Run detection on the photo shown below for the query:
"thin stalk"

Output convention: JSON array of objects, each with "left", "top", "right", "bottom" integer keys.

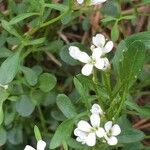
[{"left": 37, "top": 106, "right": 48, "bottom": 133}]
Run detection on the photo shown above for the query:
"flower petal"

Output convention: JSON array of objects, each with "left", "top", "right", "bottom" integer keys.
[
  {"left": 24, "top": 145, "right": 35, "bottom": 150},
  {"left": 92, "top": 48, "right": 103, "bottom": 60},
  {"left": 81, "top": 64, "right": 93, "bottom": 76},
  {"left": 96, "top": 127, "right": 105, "bottom": 138},
  {"left": 37, "top": 140, "right": 46, "bottom": 150},
  {"left": 107, "top": 136, "right": 118, "bottom": 146},
  {"left": 101, "top": 58, "right": 110, "bottom": 71},
  {"left": 104, "top": 121, "right": 112, "bottom": 133},
  {"left": 69, "top": 46, "right": 81, "bottom": 60},
  {"left": 85, "top": 133, "right": 96, "bottom": 147},
  {"left": 94, "top": 58, "right": 105, "bottom": 70},
  {"left": 77, "top": 0, "right": 84, "bottom": 4},
  {"left": 74, "top": 128, "right": 87, "bottom": 138},
  {"left": 104, "top": 41, "right": 113, "bottom": 54},
  {"left": 77, "top": 120, "right": 92, "bottom": 132},
  {"left": 78, "top": 52, "right": 90, "bottom": 63},
  {"left": 90, "top": 114, "right": 100, "bottom": 127},
  {"left": 111, "top": 124, "right": 121, "bottom": 136},
  {"left": 90, "top": 103, "right": 103, "bottom": 115},
  {"left": 76, "top": 137, "right": 86, "bottom": 144},
  {"left": 91, "top": 0, "right": 107, "bottom": 5},
  {"left": 90, "top": 45, "right": 95, "bottom": 51},
  {"left": 92, "top": 34, "right": 105, "bottom": 47}
]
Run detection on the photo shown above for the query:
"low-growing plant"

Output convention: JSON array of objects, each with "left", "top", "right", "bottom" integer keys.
[{"left": 0, "top": 0, "right": 150, "bottom": 150}]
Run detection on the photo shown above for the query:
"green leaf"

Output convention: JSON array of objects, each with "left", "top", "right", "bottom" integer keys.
[
  {"left": 16, "top": 95, "right": 35, "bottom": 117},
  {"left": 113, "top": 31, "right": 150, "bottom": 75},
  {"left": 44, "top": 3, "right": 68, "bottom": 12},
  {"left": 50, "top": 119, "right": 74, "bottom": 149},
  {"left": 119, "top": 41, "right": 146, "bottom": 86},
  {"left": 73, "top": 77, "right": 88, "bottom": 103},
  {"left": 7, "top": 125, "right": 23, "bottom": 145},
  {"left": 24, "top": 37, "right": 46, "bottom": 46},
  {"left": 1, "top": 20, "right": 22, "bottom": 39},
  {"left": 39, "top": 73, "right": 57, "bottom": 92},
  {"left": 111, "top": 23, "right": 119, "bottom": 42},
  {"left": 9, "top": 13, "right": 39, "bottom": 25},
  {"left": 56, "top": 94, "right": 77, "bottom": 119},
  {"left": 21, "top": 66, "right": 38, "bottom": 86},
  {"left": 0, "top": 88, "right": 10, "bottom": 125},
  {"left": 101, "top": 16, "right": 117, "bottom": 23},
  {"left": 0, "top": 51, "right": 20, "bottom": 85},
  {"left": 118, "top": 128, "right": 145, "bottom": 143},
  {"left": 0, "top": 47, "right": 13, "bottom": 58},
  {"left": 34, "top": 125, "right": 42, "bottom": 141},
  {"left": 0, "top": 127, "right": 7, "bottom": 146}
]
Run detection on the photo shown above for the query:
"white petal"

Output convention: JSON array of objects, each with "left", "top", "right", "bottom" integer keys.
[
  {"left": 76, "top": 137, "right": 86, "bottom": 144},
  {"left": 74, "top": 128, "right": 87, "bottom": 138},
  {"left": 37, "top": 140, "right": 46, "bottom": 150},
  {"left": 77, "top": 0, "right": 84, "bottom": 4},
  {"left": 92, "top": 34, "right": 105, "bottom": 47},
  {"left": 69, "top": 46, "right": 81, "bottom": 60},
  {"left": 104, "top": 121, "right": 112, "bottom": 133},
  {"left": 107, "top": 136, "right": 118, "bottom": 146},
  {"left": 94, "top": 58, "right": 105, "bottom": 70},
  {"left": 78, "top": 52, "right": 90, "bottom": 63},
  {"left": 77, "top": 120, "right": 92, "bottom": 132},
  {"left": 111, "top": 124, "right": 121, "bottom": 136},
  {"left": 92, "top": 48, "right": 103, "bottom": 60},
  {"left": 90, "top": 103, "right": 103, "bottom": 115},
  {"left": 90, "top": 114, "right": 100, "bottom": 127},
  {"left": 96, "top": 127, "right": 105, "bottom": 138},
  {"left": 101, "top": 58, "right": 110, "bottom": 71},
  {"left": 90, "top": 45, "right": 95, "bottom": 51},
  {"left": 81, "top": 64, "right": 93, "bottom": 76},
  {"left": 85, "top": 133, "right": 96, "bottom": 147},
  {"left": 104, "top": 41, "right": 113, "bottom": 54},
  {"left": 24, "top": 145, "right": 35, "bottom": 150},
  {"left": 91, "top": 0, "right": 107, "bottom": 5}
]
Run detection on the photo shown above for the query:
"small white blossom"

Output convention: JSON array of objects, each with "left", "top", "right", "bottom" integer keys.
[
  {"left": 103, "top": 121, "right": 121, "bottom": 145},
  {"left": 90, "top": 103, "right": 103, "bottom": 115},
  {"left": 69, "top": 46, "right": 109, "bottom": 76},
  {"left": 76, "top": 0, "right": 107, "bottom": 5},
  {"left": 24, "top": 140, "right": 46, "bottom": 150},
  {"left": 77, "top": 0, "right": 84, "bottom": 4},
  {"left": 74, "top": 114, "right": 105, "bottom": 146},
  {"left": 91, "top": 34, "right": 113, "bottom": 56},
  {"left": 91, "top": 0, "right": 107, "bottom": 5}
]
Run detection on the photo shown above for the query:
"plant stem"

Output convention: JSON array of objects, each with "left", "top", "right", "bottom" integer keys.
[
  {"left": 114, "top": 88, "right": 128, "bottom": 119},
  {"left": 37, "top": 106, "right": 48, "bottom": 133}
]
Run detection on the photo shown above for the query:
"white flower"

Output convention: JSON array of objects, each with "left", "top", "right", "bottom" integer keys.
[
  {"left": 76, "top": 0, "right": 107, "bottom": 5},
  {"left": 77, "top": 0, "right": 84, "bottom": 4},
  {"left": 69, "top": 46, "right": 109, "bottom": 76},
  {"left": 91, "top": 0, "right": 107, "bottom": 5},
  {"left": 74, "top": 114, "right": 105, "bottom": 146},
  {"left": 90, "top": 103, "right": 103, "bottom": 115},
  {"left": 24, "top": 140, "right": 46, "bottom": 150},
  {"left": 91, "top": 34, "right": 113, "bottom": 56},
  {"left": 103, "top": 121, "right": 121, "bottom": 146}
]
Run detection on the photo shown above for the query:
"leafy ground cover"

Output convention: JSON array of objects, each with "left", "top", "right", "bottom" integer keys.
[{"left": 0, "top": 0, "right": 150, "bottom": 150}]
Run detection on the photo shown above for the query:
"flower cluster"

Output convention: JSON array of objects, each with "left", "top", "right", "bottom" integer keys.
[
  {"left": 24, "top": 140, "right": 46, "bottom": 150},
  {"left": 74, "top": 104, "right": 121, "bottom": 146},
  {"left": 77, "top": 0, "right": 107, "bottom": 5},
  {"left": 69, "top": 34, "right": 113, "bottom": 76}
]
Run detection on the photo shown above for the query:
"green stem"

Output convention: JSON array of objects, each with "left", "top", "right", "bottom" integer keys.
[
  {"left": 92, "top": 69, "right": 104, "bottom": 109},
  {"left": 114, "top": 88, "right": 128, "bottom": 119},
  {"left": 37, "top": 106, "right": 48, "bottom": 133}
]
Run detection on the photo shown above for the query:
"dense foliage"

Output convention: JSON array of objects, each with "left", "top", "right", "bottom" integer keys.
[{"left": 0, "top": 0, "right": 150, "bottom": 150}]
